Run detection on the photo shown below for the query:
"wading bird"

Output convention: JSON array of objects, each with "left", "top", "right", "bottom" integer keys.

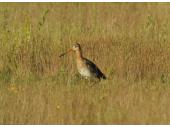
[{"left": 59, "top": 43, "right": 106, "bottom": 80}]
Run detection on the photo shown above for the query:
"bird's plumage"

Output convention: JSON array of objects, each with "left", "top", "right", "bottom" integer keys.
[
  {"left": 59, "top": 43, "right": 106, "bottom": 80},
  {"left": 84, "top": 58, "right": 106, "bottom": 79}
]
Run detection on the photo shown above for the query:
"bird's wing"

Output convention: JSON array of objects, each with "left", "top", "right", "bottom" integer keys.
[{"left": 84, "top": 58, "right": 106, "bottom": 79}]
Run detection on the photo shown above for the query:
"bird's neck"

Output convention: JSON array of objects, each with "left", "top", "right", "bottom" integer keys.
[{"left": 75, "top": 50, "right": 83, "bottom": 61}]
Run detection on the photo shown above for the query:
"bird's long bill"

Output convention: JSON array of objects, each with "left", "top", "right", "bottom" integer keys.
[{"left": 59, "top": 49, "right": 73, "bottom": 58}]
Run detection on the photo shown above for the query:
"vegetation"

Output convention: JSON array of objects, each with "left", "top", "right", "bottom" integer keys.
[{"left": 0, "top": 3, "right": 170, "bottom": 124}]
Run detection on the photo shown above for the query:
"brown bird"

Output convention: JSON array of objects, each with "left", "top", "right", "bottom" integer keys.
[{"left": 59, "top": 43, "right": 106, "bottom": 80}]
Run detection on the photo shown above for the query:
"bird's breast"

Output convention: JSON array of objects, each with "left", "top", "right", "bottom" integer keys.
[
  {"left": 76, "top": 60, "right": 90, "bottom": 77},
  {"left": 78, "top": 67, "right": 91, "bottom": 77}
]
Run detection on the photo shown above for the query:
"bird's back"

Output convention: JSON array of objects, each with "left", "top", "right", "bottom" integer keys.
[{"left": 84, "top": 58, "right": 106, "bottom": 80}]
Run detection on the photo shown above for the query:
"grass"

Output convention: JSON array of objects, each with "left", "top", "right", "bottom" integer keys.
[{"left": 0, "top": 2, "right": 170, "bottom": 124}]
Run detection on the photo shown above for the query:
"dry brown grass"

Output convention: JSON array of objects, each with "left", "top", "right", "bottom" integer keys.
[{"left": 0, "top": 3, "right": 170, "bottom": 124}]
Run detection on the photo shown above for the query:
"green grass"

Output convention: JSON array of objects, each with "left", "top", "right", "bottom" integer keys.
[{"left": 0, "top": 3, "right": 170, "bottom": 124}]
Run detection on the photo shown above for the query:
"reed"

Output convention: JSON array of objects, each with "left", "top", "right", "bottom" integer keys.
[{"left": 0, "top": 3, "right": 170, "bottom": 124}]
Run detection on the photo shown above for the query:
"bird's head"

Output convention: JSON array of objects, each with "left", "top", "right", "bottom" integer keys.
[
  {"left": 59, "top": 42, "right": 81, "bottom": 58},
  {"left": 72, "top": 43, "right": 81, "bottom": 51}
]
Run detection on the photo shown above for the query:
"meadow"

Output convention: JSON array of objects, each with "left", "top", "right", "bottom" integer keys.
[{"left": 0, "top": 3, "right": 170, "bottom": 124}]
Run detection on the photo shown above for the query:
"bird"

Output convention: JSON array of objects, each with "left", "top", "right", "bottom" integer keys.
[{"left": 59, "top": 43, "right": 106, "bottom": 80}]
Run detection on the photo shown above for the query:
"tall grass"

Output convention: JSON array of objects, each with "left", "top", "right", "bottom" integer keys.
[{"left": 0, "top": 3, "right": 170, "bottom": 124}]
